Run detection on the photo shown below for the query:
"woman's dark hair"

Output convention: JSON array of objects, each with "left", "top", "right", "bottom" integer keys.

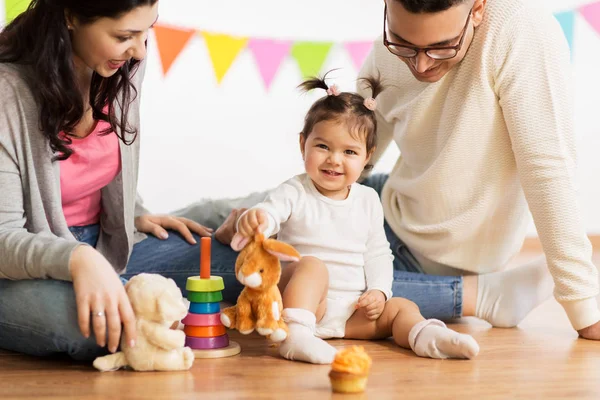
[
  {"left": 297, "top": 70, "right": 385, "bottom": 169},
  {"left": 0, "top": 0, "right": 157, "bottom": 160}
]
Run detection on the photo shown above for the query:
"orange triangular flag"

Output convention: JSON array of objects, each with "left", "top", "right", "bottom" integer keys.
[
  {"left": 201, "top": 32, "right": 248, "bottom": 84},
  {"left": 153, "top": 24, "right": 196, "bottom": 76}
]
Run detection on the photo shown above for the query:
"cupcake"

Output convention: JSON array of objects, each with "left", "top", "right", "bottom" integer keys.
[{"left": 328, "top": 346, "right": 372, "bottom": 393}]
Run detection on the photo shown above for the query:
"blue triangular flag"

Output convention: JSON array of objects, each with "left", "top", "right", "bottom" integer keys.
[{"left": 554, "top": 10, "right": 575, "bottom": 57}]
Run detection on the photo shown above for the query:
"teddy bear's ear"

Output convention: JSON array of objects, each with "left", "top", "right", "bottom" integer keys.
[{"left": 263, "top": 239, "right": 300, "bottom": 262}]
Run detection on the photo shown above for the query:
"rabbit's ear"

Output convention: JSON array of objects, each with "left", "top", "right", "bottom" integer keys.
[
  {"left": 231, "top": 233, "right": 249, "bottom": 251},
  {"left": 263, "top": 239, "right": 301, "bottom": 262}
]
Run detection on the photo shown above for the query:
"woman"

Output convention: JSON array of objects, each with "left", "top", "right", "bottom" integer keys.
[{"left": 0, "top": 0, "right": 240, "bottom": 360}]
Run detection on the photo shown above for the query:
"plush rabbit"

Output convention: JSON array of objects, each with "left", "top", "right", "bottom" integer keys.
[
  {"left": 93, "top": 273, "right": 194, "bottom": 372},
  {"left": 220, "top": 232, "right": 300, "bottom": 342}
]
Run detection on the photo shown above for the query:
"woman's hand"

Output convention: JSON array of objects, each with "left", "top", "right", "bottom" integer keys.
[
  {"left": 135, "top": 214, "right": 213, "bottom": 244},
  {"left": 69, "top": 245, "right": 137, "bottom": 353}
]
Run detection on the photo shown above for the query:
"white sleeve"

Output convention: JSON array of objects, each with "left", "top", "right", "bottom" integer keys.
[
  {"left": 495, "top": 9, "right": 599, "bottom": 330},
  {"left": 237, "top": 179, "right": 302, "bottom": 238},
  {"left": 363, "top": 190, "right": 394, "bottom": 300}
]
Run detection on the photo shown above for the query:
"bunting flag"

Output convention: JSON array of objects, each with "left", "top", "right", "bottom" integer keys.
[
  {"left": 146, "top": 1, "right": 600, "bottom": 88},
  {"left": 153, "top": 25, "right": 196, "bottom": 75},
  {"left": 4, "top": 0, "right": 29, "bottom": 23},
  {"left": 201, "top": 32, "right": 248, "bottom": 84},
  {"left": 555, "top": 10, "right": 576, "bottom": 53},
  {"left": 290, "top": 42, "right": 334, "bottom": 79},
  {"left": 6, "top": 0, "right": 598, "bottom": 90},
  {"left": 580, "top": 1, "right": 600, "bottom": 35},
  {"left": 248, "top": 39, "right": 292, "bottom": 89},
  {"left": 344, "top": 42, "right": 374, "bottom": 71}
]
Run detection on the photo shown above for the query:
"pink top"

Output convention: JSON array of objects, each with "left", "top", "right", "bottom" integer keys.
[{"left": 60, "top": 120, "right": 121, "bottom": 227}]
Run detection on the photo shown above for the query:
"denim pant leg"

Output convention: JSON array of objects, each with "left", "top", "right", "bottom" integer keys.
[
  {"left": 0, "top": 224, "right": 110, "bottom": 360},
  {"left": 0, "top": 279, "right": 107, "bottom": 360},
  {"left": 361, "top": 173, "right": 463, "bottom": 320},
  {"left": 123, "top": 232, "right": 242, "bottom": 303}
]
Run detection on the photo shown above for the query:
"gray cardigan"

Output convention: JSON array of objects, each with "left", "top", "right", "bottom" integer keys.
[{"left": 0, "top": 62, "right": 149, "bottom": 281}]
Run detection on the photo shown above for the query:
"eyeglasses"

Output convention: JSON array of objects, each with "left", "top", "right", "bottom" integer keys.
[{"left": 383, "top": 4, "right": 473, "bottom": 61}]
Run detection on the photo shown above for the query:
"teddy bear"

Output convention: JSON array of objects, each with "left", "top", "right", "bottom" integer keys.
[
  {"left": 93, "top": 273, "right": 194, "bottom": 372},
  {"left": 220, "top": 231, "right": 301, "bottom": 342}
]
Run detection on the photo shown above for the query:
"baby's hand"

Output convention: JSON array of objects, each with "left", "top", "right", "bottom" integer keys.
[
  {"left": 356, "top": 290, "right": 386, "bottom": 320},
  {"left": 237, "top": 209, "right": 268, "bottom": 238}
]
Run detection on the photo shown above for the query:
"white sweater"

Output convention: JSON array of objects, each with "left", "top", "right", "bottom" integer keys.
[
  {"left": 251, "top": 174, "right": 394, "bottom": 300},
  {"left": 358, "top": 0, "right": 599, "bottom": 330}
]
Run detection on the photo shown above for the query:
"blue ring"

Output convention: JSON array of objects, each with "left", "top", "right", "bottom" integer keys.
[{"left": 189, "top": 302, "right": 220, "bottom": 314}]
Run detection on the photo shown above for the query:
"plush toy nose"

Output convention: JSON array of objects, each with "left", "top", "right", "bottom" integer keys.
[{"left": 238, "top": 271, "right": 262, "bottom": 288}]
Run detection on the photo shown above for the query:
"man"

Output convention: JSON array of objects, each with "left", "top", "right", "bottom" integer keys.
[{"left": 357, "top": 0, "right": 600, "bottom": 339}]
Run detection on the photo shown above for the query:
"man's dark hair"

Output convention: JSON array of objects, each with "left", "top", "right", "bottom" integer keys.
[{"left": 395, "top": 0, "right": 468, "bottom": 13}]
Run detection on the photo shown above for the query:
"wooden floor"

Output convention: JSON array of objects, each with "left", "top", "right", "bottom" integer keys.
[{"left": 1, "top": 251, "right": 600, "bottom": 400}]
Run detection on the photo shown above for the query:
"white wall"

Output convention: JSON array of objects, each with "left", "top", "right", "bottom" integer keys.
[
  {"left": 139, "top": 0, "right": 393, "bottom": 215},
  {"left": 2, "top": 0, "right": 600, "bottom": 234}
]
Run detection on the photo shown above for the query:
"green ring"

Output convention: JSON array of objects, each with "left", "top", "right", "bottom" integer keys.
[{"left": 187, "top": 290, "right": 223, "bottom": 303}]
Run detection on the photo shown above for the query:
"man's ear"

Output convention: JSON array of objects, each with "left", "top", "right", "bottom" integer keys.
[{"left": 472, "top": 0, "right": 487, "bottom": 28}]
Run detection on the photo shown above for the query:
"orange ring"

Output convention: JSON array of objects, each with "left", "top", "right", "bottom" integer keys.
[{"left": 184, "top": 325, "right": 227, "bottom": 338}]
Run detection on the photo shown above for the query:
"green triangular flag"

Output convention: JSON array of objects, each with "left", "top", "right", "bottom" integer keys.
[
  {"left": 5, "top": 0, "right": 31, "bottom": 23},
  {"left": 291, "top": 41, "right": 334, "bottom": 78}
]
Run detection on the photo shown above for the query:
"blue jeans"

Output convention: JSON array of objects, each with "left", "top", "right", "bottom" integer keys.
[
  {"left": 361, "top": 174, "right": 463, "bottom": 321},
  {"left": 174, "top": 174, "right": 463, "bottom": 319},
  {"left": 0, "top": 174, "right": 462, "bottom": 360},
  {"left": 0, "top": 225, "right": 240, "bottom": 360}
]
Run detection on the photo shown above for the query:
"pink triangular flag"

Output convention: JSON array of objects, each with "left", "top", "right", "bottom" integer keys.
[
  {"left": 580, "top": 1, "right": 600, "bottom": 35},
  {"left": 344, "top": 41, "right": 374, "bottom": 71},
  {"left": 248, "top": 39, "right": 293, "bottom": 90}
]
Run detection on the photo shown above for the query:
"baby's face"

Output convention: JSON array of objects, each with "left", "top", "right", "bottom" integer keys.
[{"left": 300, "top": 120, "right": 371, "bottom": 200}]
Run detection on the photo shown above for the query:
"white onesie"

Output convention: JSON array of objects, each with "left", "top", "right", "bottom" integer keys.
[{"left": 246, "top": 174, "right": 394, "bottom": 338}]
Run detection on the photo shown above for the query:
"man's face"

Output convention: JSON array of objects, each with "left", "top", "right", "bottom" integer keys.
[{"left": 384, "top": 0, "right": 486, "bottom": 83}]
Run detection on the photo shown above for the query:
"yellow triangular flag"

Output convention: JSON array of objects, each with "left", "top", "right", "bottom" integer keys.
[{"left": 201, "top": 32, "right": 248, "bottom": 84}]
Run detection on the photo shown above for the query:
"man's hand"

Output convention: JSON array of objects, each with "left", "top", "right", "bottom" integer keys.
[
  {"left": 578, "top": 320, "right": 600, "bottom": 340},
  {"left": 356, "top": 290, "right": 386, "bottom": 320},
  {"left": 214, "top": 208, "right": 246, "bottom": 245}
]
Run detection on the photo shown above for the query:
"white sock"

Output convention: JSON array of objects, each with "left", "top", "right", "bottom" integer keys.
[
  {"left": 278, "top": 308, "right": 338, "bottom": 365},
  {"left": 475, "top": 257, "right": 554, "bottom": 328},
  {"left": 409, "top": 319, "right": 479, "bottom": 359}
]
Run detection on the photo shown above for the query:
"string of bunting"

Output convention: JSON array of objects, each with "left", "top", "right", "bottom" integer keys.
[{"left": 3, "top": 0, "right": 600, "bottom": 88}]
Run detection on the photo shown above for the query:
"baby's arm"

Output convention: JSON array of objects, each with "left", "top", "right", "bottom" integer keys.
[
  {"left": 363, "top": 190, "right": 394, "bottom": 301},
  {"left": 236, "top": 177, "right": 303, "bottom": 239}
]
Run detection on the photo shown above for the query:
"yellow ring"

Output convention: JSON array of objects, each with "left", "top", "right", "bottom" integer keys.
[{"left": 186, "top": 276, "right": 225, "bottom": 292}]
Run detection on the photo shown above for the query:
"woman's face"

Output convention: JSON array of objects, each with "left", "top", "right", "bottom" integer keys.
[{"left": 68, "top": 3, "right": 159, "bottom": 78}]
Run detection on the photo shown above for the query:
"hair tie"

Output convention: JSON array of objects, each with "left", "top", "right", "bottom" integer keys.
[
  {"left": 363, "top": 97, "right": 377, "bottom": 111},
  {"left": 326, "top": 84, "right": 340, "bottom": 96}
]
